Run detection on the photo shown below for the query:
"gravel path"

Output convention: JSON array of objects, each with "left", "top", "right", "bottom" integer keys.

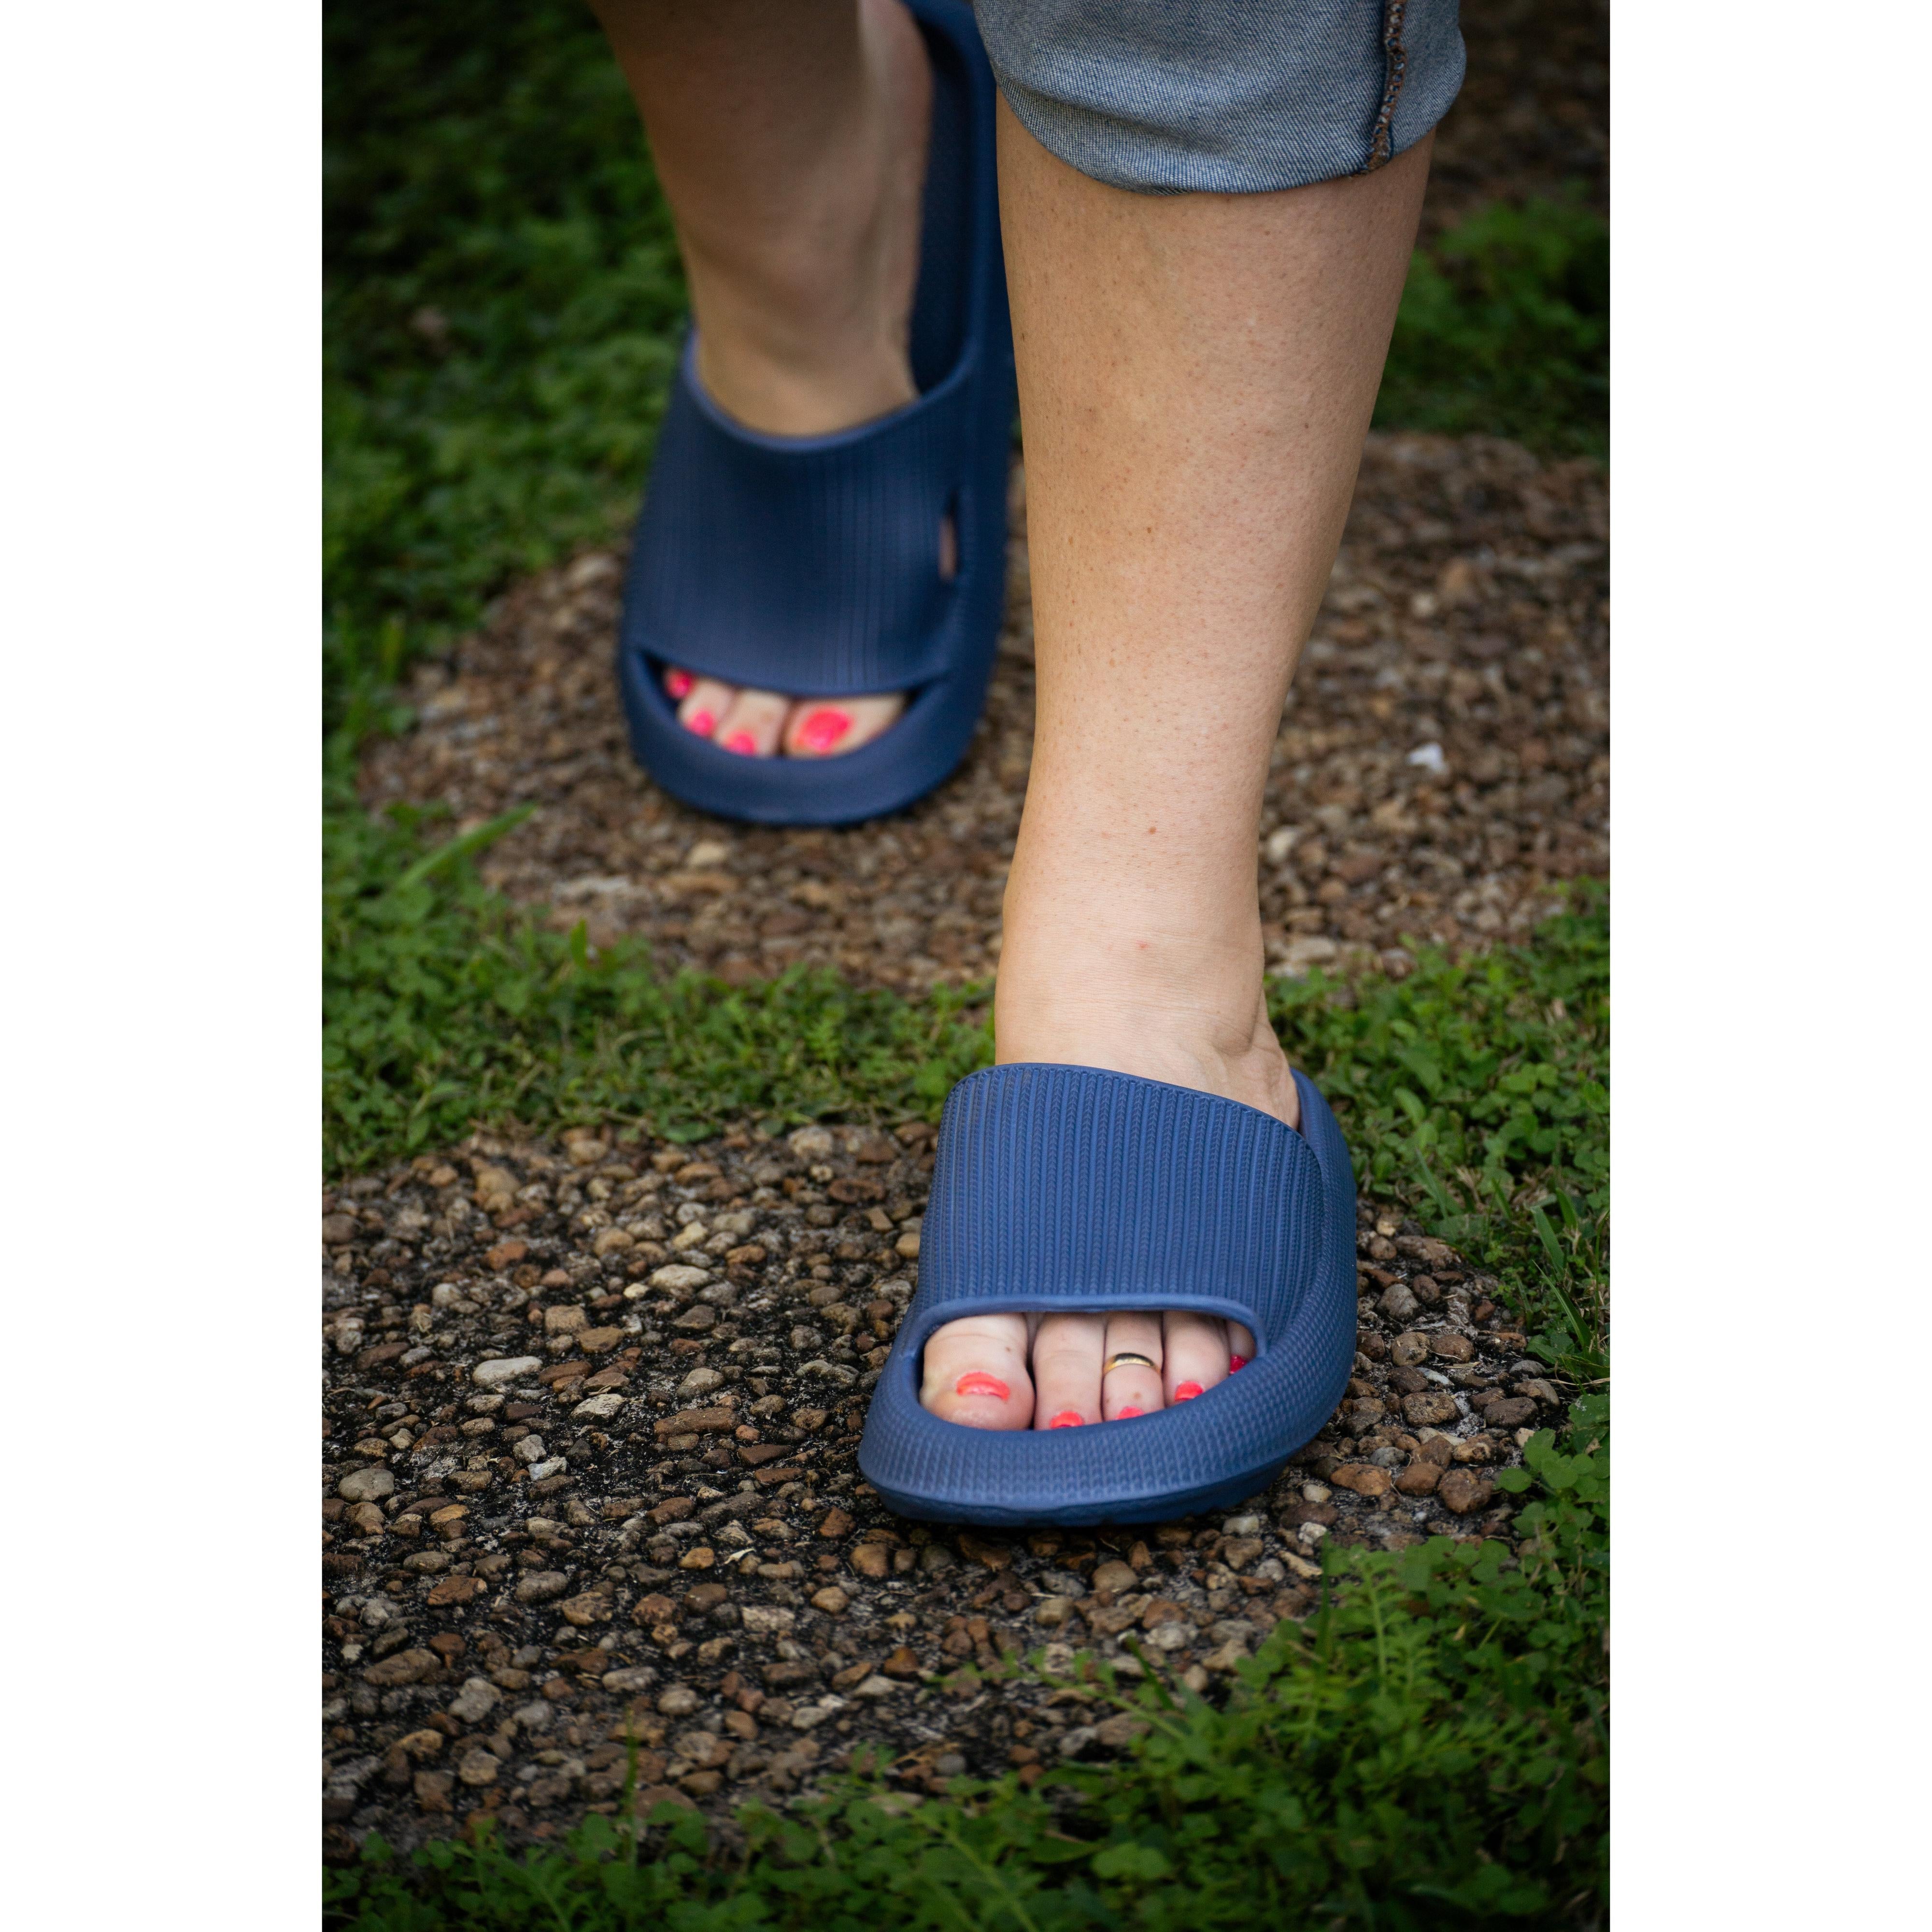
[
  {"left": 359, "top": 433, "right": 1606, "bottom": 993},
  {"left": 323, "top": 1123, "right": 1559, "bottom": 1859}
]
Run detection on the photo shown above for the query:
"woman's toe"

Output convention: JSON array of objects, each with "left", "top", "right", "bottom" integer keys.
[
  {"left": 676, "top": 677, "right": 737, "bottom": 740},
  {"left": 920, "top": 1314, "right": 1033, "bottom": 1429},
  {"left": 1162, "top": 1310, "right": 1231, "bottom": 1405},
  {"left": 781, "top": 693, "right": 906, "bottom": 758},
  {"left": 1030, "top": 1311, "right": 1106, "bottom": 1431},
  {"left": 1100, "top": 1311, "right": 1164, "bottom": 1420},
  {"left": 1228, "top": 1321, "right": 1256, "bottom": 1371},
  {"left": 712, "top": 687, "right": 790, "bottom": 755}
]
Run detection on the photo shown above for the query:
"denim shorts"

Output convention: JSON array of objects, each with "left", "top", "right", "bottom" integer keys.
[{"left": 971, "top": 0, "right": 1463, "bottom": 194}]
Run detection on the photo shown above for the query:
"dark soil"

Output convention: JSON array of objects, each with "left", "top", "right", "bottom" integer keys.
[
  {"left": 1428, "top": 0, "right": 1608, "bottom": 237},
  {"left": 322, "top": 1122, "right": 1556, "bottom": 1856}
]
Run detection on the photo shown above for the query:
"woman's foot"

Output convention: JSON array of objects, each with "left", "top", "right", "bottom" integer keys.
[
  {"left": 916, "top": 966, "right": 1292, "bottom": 1429},
  {"left": 653, "top": 0, "right": 936, "bottom": 758},
  {"left": 920, "top": 1309, "right": 1261, "bottom": 1430}
]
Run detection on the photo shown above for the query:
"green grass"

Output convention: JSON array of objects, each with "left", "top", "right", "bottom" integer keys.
[
  {"left": 326, "top": 1403, "right": 1605, "bottom": 1930},
  {"left": 1376, "top": 196, "right": 1609, "bottom": 457},
  {"left": 325, "top": 0, "right": 684, "bottom": 723},
  {"left": 322, "top": 767, "right": 991, "bottom": 1175}
]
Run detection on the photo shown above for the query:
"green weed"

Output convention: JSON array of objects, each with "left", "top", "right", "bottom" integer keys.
[
  {"left": 1377, "top": 196, "right": 1609, "bottom": 456},
  {"left": 325, "top": 0, "right": 684, "bottom": 721},
  {"left": 1270, "top": 884, "right": 1609, "bottom": 1380}
]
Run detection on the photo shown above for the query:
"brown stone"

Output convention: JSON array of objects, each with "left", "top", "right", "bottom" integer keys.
[
  {"left": 738, "top": 1444, "right": 790, "bottom": 1466},
  {"left": 1219, "top": 1537, "right": 1265, "bottom": 1570},
  {"left": 1437, "top": 1468, "right": 1495, "bottom": 1516},
  {"left": 1394, "top": 1461, "right": 1442, "bottom": 1496},
  {"left": 1390, "top": 1331, "right": 1432, "bottom": 1367},
  {"left": 356, "top": 1342, "right": 409, "bottom": 1371},
  {"left": 560, "top": 1591, "right": 611, "bottom": 1627},
  {"left": 1401, "top": 1392, "right": 1461, "bottom": 1429},
  {"left": 363, "top": 1648, "right": 441, "bottom": 1688},
  {"left": 1414, "top": 1435, "right": 1454, "bottom": 1467},
  {"left": 414, "top": 1769, "right": 455, "bottom": 1812},
  {"left": 651, "top": 1497, "right": 695, "bottom": 1525},
  {"left": 577, "top": 1326, "right": 625, "bottom": 1354},
  {"left": 426, "top": 1575, "right": 487, "bottom": 1607},
  {"left": 486, "top": 1240, "right": 529, "bottom": 1271},
  {"left": 633, "top": 1593, "right": 677, "bottom": 1625},
  {"left": 655, "top": 1405, "right": 736, "bottom": 1438},
  {"left": 1331, "top": 1463, "right": 1393, "bottom": 1498},
  {"left": 881, "top": 1645, "right": 921, "bottom": 1677},
  {"left": 849, "top": 1544, "right": 891, "bottom": 1580},
  {"left": 684, "top": 1582, "right": 729, "bottom": 1612},
  {"left": 817, "top": 1507, "right": 853, "bottom": 1539},
  {"left": 679, "top": 1547, "right": 716, "bottom": 1570},
  {"left": 957, "top": 1532, "right": 1013, "bottom": 1571},
  {"left": 1277, "top": 1500, "right": 1338, "bottom": 1528},
  {"left": 1429, "top": 1332, "right": 1475, "bottom": 1363},
  {"left": 1482, "top": 1396, "right": 1538, "bottom": 1430}
]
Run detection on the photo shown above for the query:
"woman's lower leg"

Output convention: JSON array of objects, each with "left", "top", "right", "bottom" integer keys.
[
  {"left": 591, "top": 0, "right": 926, "bottom": 753},
  {"left": 920, "top": 115, "right": 1433, "bottom": 1428}
]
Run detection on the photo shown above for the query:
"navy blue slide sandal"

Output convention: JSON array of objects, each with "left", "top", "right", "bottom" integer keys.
[
  {"left": 859, "top": 1065, "right": 1359, "bottom": 1528},
  {"left": 615, "top": 0, "right": 1014, "bottom": 827}
]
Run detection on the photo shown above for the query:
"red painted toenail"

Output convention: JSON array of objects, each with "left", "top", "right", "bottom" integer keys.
[
  {"left": 723, "top": 730, "right": 758, "bottom": 754},
  {"left": 664, "top": 668, "right": 694, "bottom": 698},
  {"left": 1047, "top": 1410, "right": 1084, "bottom": 1428},
  {"left": 954, "top": 1372, "right": 1009, "bottom": 1400},
  {"left": 1228, "top": 1355, "right": 1248, "bottom": 1372},
  {"left": 1173, "top": 1381, "right": 1204, "bottom": 1402},
  {"left": 796, "top": 708, "right": 852, "bottom": 753},
  {"left": 1115, "top": 1405, "right": 1144, "bottom": 1419},
  {"left": 685, "top": 709, "right": 715, "bottom": 736}
]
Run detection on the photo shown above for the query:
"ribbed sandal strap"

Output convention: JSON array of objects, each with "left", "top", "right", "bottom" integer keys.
[
  {"left": 859, "top": 1063, "right": 1360, "bottom": 1526},
  {"left": 910, "top": 1064, "right": 1325, "bottom": 1346},
  {"left": 625, "top": 341, "right": 972, "bottom": 698}
]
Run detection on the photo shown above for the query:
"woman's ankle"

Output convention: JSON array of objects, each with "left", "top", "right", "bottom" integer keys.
[{"left": 992, "top": 924, "right": 1299, "bottom": 1130}]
